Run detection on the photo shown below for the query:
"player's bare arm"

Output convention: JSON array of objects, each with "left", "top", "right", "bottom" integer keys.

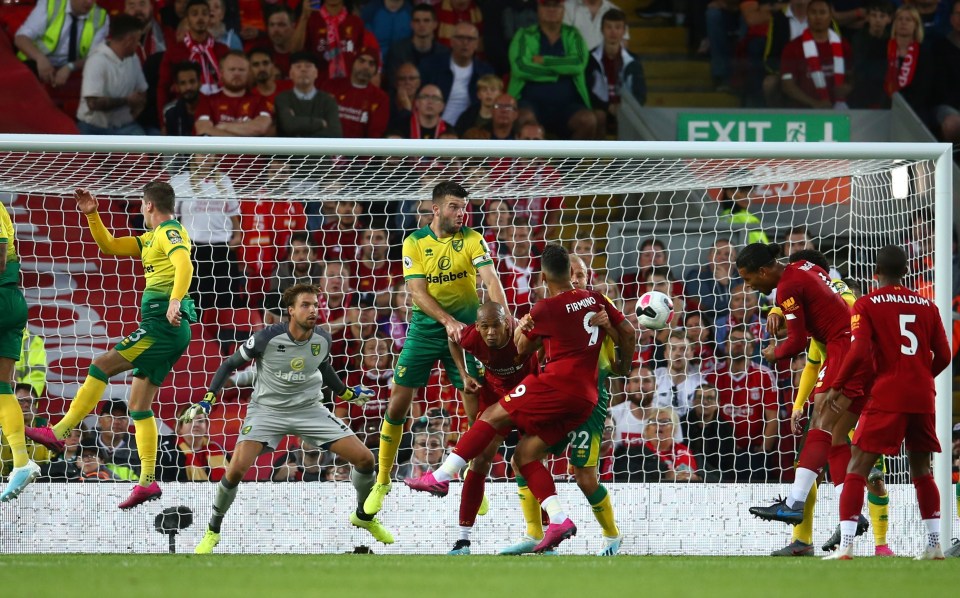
[
  {"left": 477, "top": 263, "right": 508, "bottom": 316},
  {"left": 406, "top": 277, "right": 465, "bottom": 341},
  {"left": 447, "top": 338, "right": 481, "bottom": 394}
]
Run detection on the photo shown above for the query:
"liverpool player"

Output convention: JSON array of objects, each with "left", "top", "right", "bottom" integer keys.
[
  {"left": 406, "top": 244, "right": 634, "bottom": 553},
  {"left": 824, "top": 245, "right": 950, "bottom": 560},
  {"left": 736, "top": 243, "right": 865, "bottom": 524},
  {"left": 445, "top": 300, "right": 539, "bottom": 554}
]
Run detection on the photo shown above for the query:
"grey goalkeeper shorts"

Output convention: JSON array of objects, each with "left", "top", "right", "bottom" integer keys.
[{"left": 238, "top": 402, "right": 354, "bottom": 451}]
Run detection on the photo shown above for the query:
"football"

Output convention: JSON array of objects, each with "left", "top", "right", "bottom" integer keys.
[{"left": 637, "top": 290, "right": 675, "bottom": 330}]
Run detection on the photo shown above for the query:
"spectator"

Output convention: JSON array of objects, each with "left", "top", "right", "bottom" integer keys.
[
  {"left": 706, "top": 323, "right": 778, "bottom": 481},
  {"left": 207, "top": 0, "right": 242, "bottom": 50},
  {"left": 609, "top": 365, "right": 655, "bottom": 446},
  {"left": 615, "top": 406, "right": 699, "bottom": 482},
  {"left": 263, "top": 232, "right": 323, "bottom": 323},
  {"left": 587, "top": 7, "right": 646, "bottom": 135},
  {"left": 762, "top": 0, "right": 810, "bottom": 107},
  {"left": 396, "top": 431, "right": 447, "bottom": 479},
  {"left": 383, "top": 282, "right": 412, "bottom": 350},
  {"left": 163, "top": 62, "right": 203, "bottom": 135},
  {"left": 318, "top": 260, "right": 359, "bottom": 340},
  {"left": 618, "top": 238, "right": 684, "bottom": 303},
  {"left": 684, "top": 310, "right": 716, "bottom": 371},
  {"left": 498, "top": 222, "right": 538, "bottom": 316},
  {"left": 389, "top": 62, "right": 421, "bottom": 128},
  {"left": 170, "top": 153, "right": 243, "bottom": 311},
  {"left": 76, "top": 14, "right": 147, "bottom": 135},
  {"left": 323, "top": 48, "right": 390, "bottom": 138},
  {"left": 0, "top": 384, "right": 52, "bottom": 478},
  {"left": 849, "top": 0, "right": 894, "bottom": 109},
  {"left": 931, "top": 0, "right": 960, "bottom": 148},
  {"left": 421, "top": 21, "right": 494, "bottom": 126},
  {"left": 15, "top": 0, "right": 109, "bottom": 92},
  {"left": 74, "top": 441, "right": 122, "bottom": 481},
  {"left": 193, "top": 51, "right": 272, "bottom": 135},
  {"left": 275, "top": 52, "right": 342, "bottom": 137},
  {"left": 126, "top": 0, "right": 165, "bottom": 63},
  {"left": 453, "top": 72, "right": 501, "bottom": 134},
  {"left": 884, "top": 5, "right": 934, "bottom": 119},
  {"left": 481, "top": 0, "right": 539, "bottom": 75},
  {"left": 299, "top": 0, "right": 368, "bottom": 86},
  {"left": 157, "top": 0, "right": 231, "bottom": 117},
  {"left": 915, "top": 0, "right": 952, "bottom": 39},
  {"left": 93, "top": 399, "right": 139, "bottom": 479},
  {"left": 355, "top": 228, "right": 400, "bottom": 307},
  {"left": 314, "top": 199, "right": 363, "bottom": 262},
  {"left": 653, "top": 329, "right": 705, "bottom": 417},
  {"left": 683, "top": 238, "right": 740, "bottom": 319},
  {"left": 436, "top": 0, "right": 483, "bottom": 49},
  {"left": 398, "top": 84, "right": 448, "bottom": 137},
  {"left": 265, "top": 8, "right": 297, "bottom": 77},
  {"left": 41, "top": 427, "right": 84, "bottom": 481},
  {"left": 15, "top": 331, "right": 48, "bottom": 399},
  {"left": 484, "top": 92, "right": 520, "bottom": 140},
  {"left": 363, "top": 0, "right": 413, "bottom": 60},
  {"left": 718, "top": 184, "right": 770, "bottom": 244},
  {"left": 780, "top": 0, "right": 853, "bottom": 109},
  {"left": 249, "top": 48, "right": 288, "bottom": 120},
  {"left": 715, "top": 281, "right": 763, "bottom": 347},
  {"left": 704, "top": 0, "right": 741, "bottom": 92},
  {"left": 509, "top": 0, "right": 597, "bottom": 139},
  {"left": 385, "top": 3, "right": 449, "bottom": 87},
  {"left": 336, "top": 336, "right": 394, "bottom": 427},
  {"left": 175, "top": 410, "right": 228, "bottom": 482},
  {"left": 159, "top": 0, "right": 188, "bottom": 37},
  {"left": 564, "top": 0, "right": 629, "bottom": 51},
  {"left": 681, "top": 384, "right": 738, "bottom": 482},
  {"left": 781, "top": 225, "right": 842, "bottom": 278}
]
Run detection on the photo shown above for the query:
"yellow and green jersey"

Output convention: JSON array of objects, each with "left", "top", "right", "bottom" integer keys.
[
  {"left": 0, "top": 203, "right": 20, "bottom": 287},
  {"left": 136, "top": 220, "right": 196, "bottom": 321},
  {"left": 401, "top": 226, "right": 493, "bottom": 332}
]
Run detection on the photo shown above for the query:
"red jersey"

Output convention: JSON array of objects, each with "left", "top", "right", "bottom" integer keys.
[
  {"left": 156, "top": 36, "right": 231, "bottom": 116},
  {"left": 834, "top": 285, "right": 950, "bottom": 413},
  {"left": 498, "top": 256, "right": 537, "bottom": 317},
  {"left": 304, "top": 12, "right": 366, "bottom": 85},
  {"left": 780, "top": 36, "right": 852, "bottom": 105},
  {"left": 643, "top": 440, "right": 698, "bottom": 473},
  {"left": 459, "top": 323, "right": 539, "bottom": 400},
  {"left": 527, "top": 288, "right": 626, "bottom": 404},
  {"left": 237, "top": 199, "right": 306, "bottom": 278},
  {"left": 177, "top": 438, "right": 228, "bottom": 482},
  {"left": 774, "top": 260, "right": 851, "bottom": 360},
  {"left": 195, "top": 91, "right": 271, "bottom": 125},
  {"left": 253, "top": 80, "right": 293, "bottom": 116},
  {"left": 354, "top": 259, "right": 401, "bottom": 296},
  {"left": 321, "top": 78, "right": 389, "bottom": 138},
  {"left": 314, "top": 224, "right": 360, "bottom": 262},
  {"left": 707, "top": 363, "right": 778, "bottom": 450}
]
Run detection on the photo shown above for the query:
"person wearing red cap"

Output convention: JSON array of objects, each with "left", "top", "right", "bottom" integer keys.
[{"left": 322, "top": 47, "right": 390, "bottom": 138}]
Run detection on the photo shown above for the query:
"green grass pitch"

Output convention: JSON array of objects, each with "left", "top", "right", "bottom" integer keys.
[{"left": 1, "top": 555, "right": 958, "bottom": 598}]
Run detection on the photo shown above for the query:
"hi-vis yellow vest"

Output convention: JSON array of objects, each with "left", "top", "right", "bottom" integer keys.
[{"left": 17, "top": 0, "right": 107, "bottom": 62}]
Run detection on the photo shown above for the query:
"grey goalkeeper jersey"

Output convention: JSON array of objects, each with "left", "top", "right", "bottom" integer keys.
[{"left": 239, "top": 323, "right": 336, "bottom": 410}]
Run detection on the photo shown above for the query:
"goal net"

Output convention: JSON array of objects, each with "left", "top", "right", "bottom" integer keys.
[{"left": 0, "top": 136, "right": 952, "bottom": 556}]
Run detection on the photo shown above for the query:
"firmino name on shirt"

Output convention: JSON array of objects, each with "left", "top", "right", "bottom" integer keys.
[
  {"left": 869, "top": 294, "right": 930, "bottom": 306},
  {"left": 566, "top": 296, "right": 597, "bottom": 312}
]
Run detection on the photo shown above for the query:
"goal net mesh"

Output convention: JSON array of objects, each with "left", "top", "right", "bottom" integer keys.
[{"left": 0, "top": 144, "right": 945, "bottom": 555}]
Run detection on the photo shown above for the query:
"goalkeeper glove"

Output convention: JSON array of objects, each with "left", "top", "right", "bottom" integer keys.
[
  {"left": 180, "top": 392, "right": 217, "bottom": 423},
  {"left": 338, "top": 385, "right": 375, "bottom": 407}
]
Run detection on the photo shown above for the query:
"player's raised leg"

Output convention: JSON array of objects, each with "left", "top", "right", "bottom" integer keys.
[
  {"left": 195, "top": 439, "right": 262, "bottom": 554},
  {"left": 327, "top": 434, "right": 394, "bottom": 545}
]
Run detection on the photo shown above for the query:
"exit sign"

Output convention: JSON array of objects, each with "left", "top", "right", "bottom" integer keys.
[{"left": 677, "top": 113, "right": 850, "bottom": 142}]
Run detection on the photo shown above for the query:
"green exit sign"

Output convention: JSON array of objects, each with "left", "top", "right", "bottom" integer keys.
[{"left": 677, "top": 113, "right": 850, "bottom": 142}]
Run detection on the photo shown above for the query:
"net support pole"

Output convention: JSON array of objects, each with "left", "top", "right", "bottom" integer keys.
[{"left": 934, "top": 147, "right": 954, "bottom": 543}]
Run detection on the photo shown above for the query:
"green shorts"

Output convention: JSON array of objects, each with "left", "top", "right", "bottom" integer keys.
[
  {"left": 115, "top": 315, "right": 192, "bottom": 386},
  {"left": 394, "top": 324, "right": 479, "bottom": 390},
  {"left": 550, "top": 382, "right": 611, "bottom": 469},
  {"left": 0, "top": 286, "right": 27, "bottom": 360}
]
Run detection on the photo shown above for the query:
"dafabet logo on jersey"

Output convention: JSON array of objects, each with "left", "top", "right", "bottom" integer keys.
[{"left": 781, "top": 297, "right": 798, "bottom": 312}]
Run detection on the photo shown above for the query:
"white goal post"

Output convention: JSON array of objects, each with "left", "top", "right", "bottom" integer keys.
[{"left": 0, "top": 135, "right": 952, "bottom": 553}]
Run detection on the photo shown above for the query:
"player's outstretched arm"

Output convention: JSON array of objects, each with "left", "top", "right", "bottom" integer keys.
[
  {"left": 514, "top": 314, "right": 541, "bottom": 356},
  {"left": 180, "top": 351, "right": 249, "bottom": 422},
  {"left": 772, "top": 305, "right": 808, "bottom": 361},
  {"left": 478, "top": 264, "right": 509, "bottom": 316},
  {"left": 319, "top": 360, "right": 375, "bottom": 406},
  {"left": 76, "top": 189, "right": 140, "bottom": 256},
  {"left": 166, "top": 248, "right": 194, "bottom": 327}
]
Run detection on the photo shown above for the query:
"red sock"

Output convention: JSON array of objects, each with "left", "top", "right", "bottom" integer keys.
[
  {"left": 453, "top": 421, "right": 497, "bottom": 462},
  {"left": 839, "top": 472, "right": 866, "bottom": 522},
  {"left": 797, "top": 429, "right": 831, "bottom": 473},
  {"left": 913, "top": 473, "right": 941, "bottom": 520},
  {"left": 458, "top": 469, "right": 486, "bottom": 527},
  {"left": 828, "top": 443, "right": 851, "bottom": 487},
  {"left": 518, "top": 461, "right": 557, "bottom": 504}
]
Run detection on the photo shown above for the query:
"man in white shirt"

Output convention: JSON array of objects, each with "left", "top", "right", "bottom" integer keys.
[
  {"left": 420, "top": 21, "right": 494, "bottom": 126},
  {"left": 564, "top": 0, "right": 628, "bottom": 51},
  {"left": 77, "top": 15, "right": 148, "bottom": 135}
]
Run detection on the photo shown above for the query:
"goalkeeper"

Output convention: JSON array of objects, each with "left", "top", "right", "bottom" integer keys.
[{"left": 184, "top": 283, "right": 394, "bottom": 554}]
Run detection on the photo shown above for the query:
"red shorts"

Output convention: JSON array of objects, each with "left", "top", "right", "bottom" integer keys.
[
  {"left": 814, "top": 337, "right": 869, "bottom": 400},
  {"left": 499, "top": 375, "right": 594, "bottom": 446},
  {"left": 478, "top": 386, "right": 511, "bottom": 437},
  {"left": 852, "top": 408, "right": 941, "bottom": 455}
]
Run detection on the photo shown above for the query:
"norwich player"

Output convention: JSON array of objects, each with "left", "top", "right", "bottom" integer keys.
[
  {"left": 0, "top": 201, "right": 37, "bottom": 502},
  {"left": 26, "top": 184, "right": 197, "bottom": 509},
  {"left": 185, "top": 283, "right": 392, "bottom": 553},
  {"left": 768, "top": 250, "right": 890, "bottom": 557},
  {"left": 501, "top": 255, "right": 628, "bottom": 555},
  {"left": 363, "top": 181, "right": 507, "bottom": 516}
]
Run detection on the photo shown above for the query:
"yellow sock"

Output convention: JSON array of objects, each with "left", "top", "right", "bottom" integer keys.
[
  {"left": 376, "top": 416, "right": 405, "bottom": 486},
  {"left": 131, "top": 411, "right": 158, "bottom": 486},
  {"left": 0, "top": 388, "right": 27, "bottom": 468},
  {"left": 516, "top": 476, "right": 543, "bottom": 539},
  {"left": 53, "top": 368, "right": 108, "bottom": 439},
  {"left": 792, "top": 480, "right": 817, "bottom": 545},
  {"left": 588, "top": 485, "right": 620, "bottom": 538},
  {"left": 867, "top": 492, "right": 889, "bottom": 546}
]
